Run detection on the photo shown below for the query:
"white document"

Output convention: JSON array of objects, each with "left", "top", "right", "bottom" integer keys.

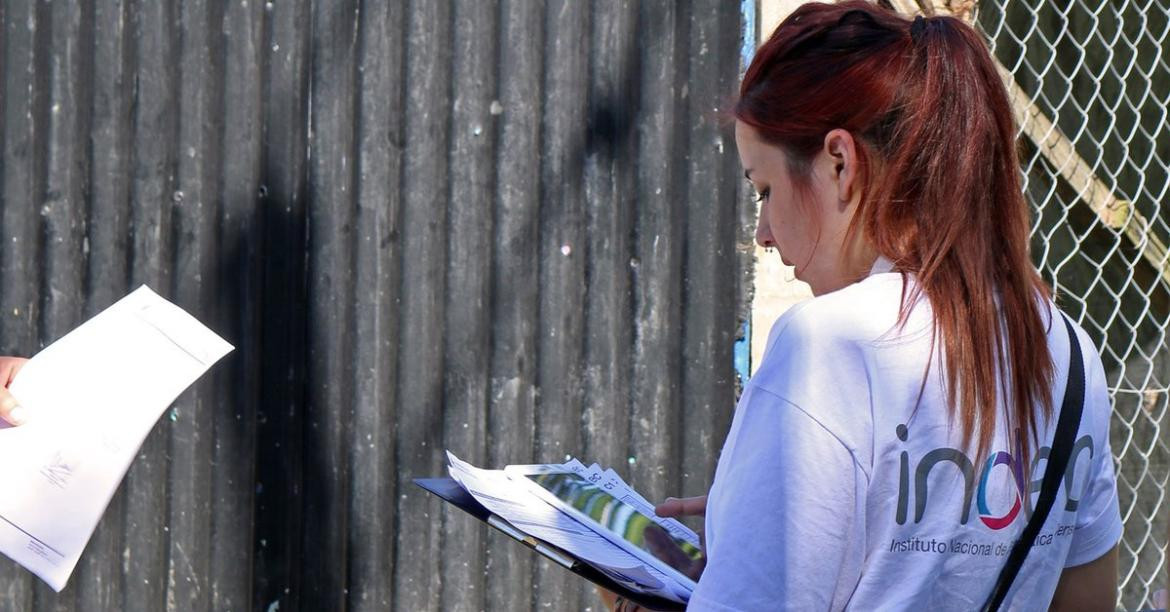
[{"left": 0, "top": 286, "right": 233, "bottom": 591}]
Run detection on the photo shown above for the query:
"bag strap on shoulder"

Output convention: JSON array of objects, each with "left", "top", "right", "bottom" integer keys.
[{"left": 983, "top": 313, "right": 1087, "bottom": 611}]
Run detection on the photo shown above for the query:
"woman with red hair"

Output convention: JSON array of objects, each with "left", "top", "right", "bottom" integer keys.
[{"left": 652, "top": 2, "right": 1121, "bottom": 609}]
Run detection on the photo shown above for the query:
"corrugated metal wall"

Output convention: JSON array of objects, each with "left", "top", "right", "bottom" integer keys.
[{"left": 0, "top": 1, "right": 751, "bottom": 610}]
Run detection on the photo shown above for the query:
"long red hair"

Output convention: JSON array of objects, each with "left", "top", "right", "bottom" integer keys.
[{"left": 737, "top": 2, "right": 1054, "bottom": 465}]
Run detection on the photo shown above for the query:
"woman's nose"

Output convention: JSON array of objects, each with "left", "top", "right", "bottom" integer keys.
[{"left": 756, "top": 213, "right": 776, "bottom": 249}]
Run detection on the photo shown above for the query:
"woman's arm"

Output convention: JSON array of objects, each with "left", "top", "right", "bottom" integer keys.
[{"left": 1048, "top": 545, "right": 1118, "bottom": 611}]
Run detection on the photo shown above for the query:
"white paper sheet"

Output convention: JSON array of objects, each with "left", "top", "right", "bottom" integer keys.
[{"left": 0, "top": 286, "right": 233, "bottom": 591}]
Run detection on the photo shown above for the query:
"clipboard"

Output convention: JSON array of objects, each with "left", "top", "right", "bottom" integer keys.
[{"left": 414, "top": 477, "right": 687, "bottom": 611}]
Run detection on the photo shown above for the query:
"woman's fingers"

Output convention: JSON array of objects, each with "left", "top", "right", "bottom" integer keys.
[
  {"left": 0, "top": 387, "right": 26, "bottom": 426},
  {"left": 655, "top": 495, "right": 708, "bottom": 518}
]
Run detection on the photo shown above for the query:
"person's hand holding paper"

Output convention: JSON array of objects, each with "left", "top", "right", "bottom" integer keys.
[
  {"left": 0, "top": 286, "right": 232, "bottom": 592},
  {"left": 0, "top": 356, "right": 28, "bottom": 426}
]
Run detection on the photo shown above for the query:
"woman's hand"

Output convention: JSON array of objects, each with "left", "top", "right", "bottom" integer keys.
[
  {"left": 654, "top": 495, "right": 707, "bottom": 519},
  {"left": 0, "top": 356, "right": 28, "bottom": 426}
]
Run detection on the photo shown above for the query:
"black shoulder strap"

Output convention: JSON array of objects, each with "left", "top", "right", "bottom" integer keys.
[{"left": 983, "top": 314, "right": 1086, "bottom": 611}]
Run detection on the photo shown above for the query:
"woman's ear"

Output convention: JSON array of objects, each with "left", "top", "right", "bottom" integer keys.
[{"left": 823, "top": 129, "right": 860, "bottom": 207}]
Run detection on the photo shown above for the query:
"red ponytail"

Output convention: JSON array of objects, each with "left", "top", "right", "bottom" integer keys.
[{"left": 738, "top": 2, "right": 1053, "bottom": 467}]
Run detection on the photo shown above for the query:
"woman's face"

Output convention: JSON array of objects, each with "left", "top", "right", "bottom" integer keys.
[{"left": 734, "top": 120, "right": 869, "bottom": 295}]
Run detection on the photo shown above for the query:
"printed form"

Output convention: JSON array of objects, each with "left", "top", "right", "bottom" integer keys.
[{"left": 0, "top": 286, "right": 233, "bottom": 591}]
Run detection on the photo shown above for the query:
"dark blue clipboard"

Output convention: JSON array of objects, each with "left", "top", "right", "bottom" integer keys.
[{"left": 414, "top": 477, "right": 686, "bottom": 611}]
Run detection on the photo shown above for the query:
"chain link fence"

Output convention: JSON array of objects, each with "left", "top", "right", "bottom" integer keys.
[{"left": 970, "top": 0, "right": 1170, "bottom": 607}]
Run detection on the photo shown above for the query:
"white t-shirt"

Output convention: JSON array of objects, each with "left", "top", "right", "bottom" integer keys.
[{"left": 689, "top": 269, "right": 1122, "bottom": 611}]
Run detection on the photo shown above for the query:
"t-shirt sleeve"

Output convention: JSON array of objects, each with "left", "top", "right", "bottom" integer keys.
[
  {"left": 688, "top": 387, "right": 868, "bottom": 611},
  {"left": 1063, "top": 333, "right": 1123, "bottom": 568}
]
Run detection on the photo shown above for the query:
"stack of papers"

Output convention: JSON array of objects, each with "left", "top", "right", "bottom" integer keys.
[{"left": 446, "top": 451, "right": 701, "bottom": 604}]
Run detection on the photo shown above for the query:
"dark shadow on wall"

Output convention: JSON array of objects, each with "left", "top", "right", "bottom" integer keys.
[{"left": 250, "top": 189, "right": 309, "bottom": 612}]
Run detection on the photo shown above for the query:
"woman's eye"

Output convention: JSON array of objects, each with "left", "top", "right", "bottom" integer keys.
[{"left": 752, "top": 188, "right": 770, "bottom": 203}]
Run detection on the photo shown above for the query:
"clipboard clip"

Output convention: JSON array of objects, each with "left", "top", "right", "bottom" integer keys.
[{"left": 486, "top": 514, "right": 579, "bottom": 571}]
